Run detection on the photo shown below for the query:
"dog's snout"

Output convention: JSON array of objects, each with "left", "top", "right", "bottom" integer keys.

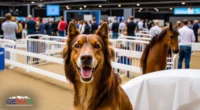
[{"left": 81, "top": 55, "right": 93, "bottom": 64}]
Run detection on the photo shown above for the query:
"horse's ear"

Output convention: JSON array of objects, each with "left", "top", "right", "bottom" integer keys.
[
  {"left": 68, "top": 22, "right": 80, "bottom": 40},
  {"left": 96, "top": 22, "right": 109, "bottom": 41},
  {"left": 173, "top": 25, "right": 178, "bottom": 30},
  {"left": 169, "top": 22, "right": 173, "bottom": 30}
]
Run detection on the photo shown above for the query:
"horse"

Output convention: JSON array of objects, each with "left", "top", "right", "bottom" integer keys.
[{"left": 140, "top": 23, "right": 179, "bottom": 74}]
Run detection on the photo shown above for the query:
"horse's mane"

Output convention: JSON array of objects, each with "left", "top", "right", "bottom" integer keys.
[{"left": 140, "top": 29, "right": 167, "bottom": 74}]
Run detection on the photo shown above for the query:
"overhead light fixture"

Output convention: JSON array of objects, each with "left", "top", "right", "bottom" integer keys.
[
  {"left": 118, "top": 4, "right": 121, "bottom": 7},
  {"left": 38, "top": 3, "right": 44, "bottom": 8},
  {"left": 40, "top": 0, "right": 43, "bottom": 1},
  {"left": 182, "top": 2, "right": 185, "bottom": 5},
  {"left": 140, "top": 8, "right": 143, "bottom": 10},
  {"left": 31, "top": 1, "right": 35, "bottom": 4},
  {"left": 99, "top": 5, "right": 102, "bottom": 8},
  {"left": 138, "top": 10, "right": 141, "bottom": 12},
  {"left": 84, "top": 5, "right": 87, "bottom": 8},
  {"left": 137, "top": 4, "right": 140, "bottom": 6},
  {"left": 154, "top": 8, "right": 157, "bottom": 10},
  {"left": 169, "top": 8, "right": 173, "bottom": 10},
  {"left": 79, "top": 7, "right": 82, "bottom": 10},
  {"left": 156, "top": 9, "right": 159, "bottom": 12}
]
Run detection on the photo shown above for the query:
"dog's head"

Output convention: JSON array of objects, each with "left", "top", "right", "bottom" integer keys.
[{"left": 63, "top": 22, "right": 114, "bottom": 84}]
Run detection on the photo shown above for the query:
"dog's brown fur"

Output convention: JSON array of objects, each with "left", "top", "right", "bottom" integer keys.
[{"left": 63, "top": 22, "right": 133, "bottom": 110}]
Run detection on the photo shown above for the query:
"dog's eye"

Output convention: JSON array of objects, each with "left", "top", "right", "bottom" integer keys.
[
  {"left": 75, "top": 44, "right": 80, "bottom": 48},
  {"left": 170, "top": 36, "right": 174, "bottom": 39},
  {"left": 94, "top": 44, "right": 100, "bottom": 49}
]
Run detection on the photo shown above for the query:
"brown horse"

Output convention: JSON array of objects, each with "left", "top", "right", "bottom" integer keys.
[{"left": 140, "top": 23, "right": 179, "bottom": 74}]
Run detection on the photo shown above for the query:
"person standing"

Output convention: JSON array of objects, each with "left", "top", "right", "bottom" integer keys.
[
  {"left": 126, "top": 16, "right": 136, "bottom": 36},
  {"left": 137, "top": 19, "right": 144, "bottom": 31},
  {"left": 91, "top": 18, "right": 98, "bottom": 34},
  {"left": 111, "top": 18, "right": 119, "bottom": 39},
  {"left": 57, "top": 16, "right": 67, "bottom": 37},
  {"left": 79, "top": 21, "right": 85, "bottom": 34},
  {"left": 119, "top": 20, "right": 126, "bottom": 34},
  {"left": 2, "top": 13, "right": 18, "bottom": 40},
  {"left": 178, "top": 19, "right": 195, "bottom": 69},
  {"left": 25, "top": 15, "right": 36, "bottom": 35},
  {"left": 83, "top": 21, "right": 90, "bottom": 34},
  {"left": 193, "top": 20, "right": 199, "bottom": 42},
  {"left": 38, "top": 18, "right": 45, "bottom": 34},
  {"left": 45, "top": 20, "right": 52, "bottom": 36},
  {"left": 149, "top": 20, "right": 162, "bottom": 37},
  {"left": 16, "top": 21, "right": 23, "bottom": 39}
]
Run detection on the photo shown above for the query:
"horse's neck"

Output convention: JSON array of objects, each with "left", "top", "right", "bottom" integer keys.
[{"left": 155, "top": 39, "right": 168, "bottom": 58}]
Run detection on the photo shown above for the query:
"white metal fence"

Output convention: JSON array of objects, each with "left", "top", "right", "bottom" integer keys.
[{"left": 0, "top": 34, "right": 181, "bottom": 85}]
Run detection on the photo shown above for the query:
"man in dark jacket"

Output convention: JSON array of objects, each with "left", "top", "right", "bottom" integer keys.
[
  {"left": 111, "top": 17, "right": 119, "bottom": 39},
  {"left": 91, "top": 18, "right": 98, "bottom": 34},
  {"left": 193, "top": 20, "right": 199, "bottom": 42},
  {"left": 45, "top": 20, "right": 52, "bottom": 36},
  {"left": 127, "top": 16, "right": 136, "bottom": 36}
]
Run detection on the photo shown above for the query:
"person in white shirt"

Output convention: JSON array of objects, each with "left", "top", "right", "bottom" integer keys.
[
  {"left": 79, "top": 20, "right": 85, "bottom": 34},
  {"left": 119, "top": 20, "right": 126, "bottom": 34},
  {"left": 2, "top": 13, "right": 18, "bottom": 40},
  {"left": 137, "top": 20, "right": 144, "bottom": 31},
  {"left": 178, "top": 19, "right": 195, "bottom": 69},
  {"left": 149, "top": 20, "right": 162, "bottom": 37}
]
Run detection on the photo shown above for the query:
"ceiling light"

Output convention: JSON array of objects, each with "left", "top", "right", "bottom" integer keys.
[
  {"left": 40, "top": 0, "right": 43, "bottom": 1},
  {"left": 156, "top": 9, "right": 159, "bottom": 12},
  {"left": 140, "top": 8, "right": 143, "bottom": 10},
  {"left": 84, "top": 5, "right": 87, "bottom": 8},
  {"left": 38, "top": 3, "right": 44, "bottom": 8},
  {"left": 182, "top": 2, "right": 185, "bottom": 5},
  {"left": 138, "top": 10, "right": 141, "bottom": 12},
  {"left": 137, "top": 4, "right": 140, "bottom": 6},
  {"left": 99, "top": 5, "right": 102, "bottom": 7},
  {"left": 31, "top": 1, "right": 35, "bottom": 4},
  {"left": 169, "top": 8, "right": 173, "bottom": 10},
  {"left": 118, "top": 4, "right": 121, "bottom": 7},
  {"left": 154, "top": 8, "right": 157, "bottom": 10},
  {"left": 80, "top": 7, "right": 82, "bottom": 10}
]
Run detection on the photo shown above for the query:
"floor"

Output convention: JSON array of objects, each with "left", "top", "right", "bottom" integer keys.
[{"left": 0, "top": 52, "right": 200, "bottom": 110}]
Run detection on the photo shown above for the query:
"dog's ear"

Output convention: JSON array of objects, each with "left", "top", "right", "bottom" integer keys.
[
  {"left": 68, "top": 22, "right": 80, "bottom": 41},
  {"left": 96, "top": 22, "right": 108, "bottom": 41}
]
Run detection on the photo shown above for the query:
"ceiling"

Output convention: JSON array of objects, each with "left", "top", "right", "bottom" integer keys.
[{"left": 1, "top": 0, "right": 200, "bottom": 11}]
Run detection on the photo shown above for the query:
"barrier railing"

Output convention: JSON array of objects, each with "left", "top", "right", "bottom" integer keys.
[
  {"left": 26, "top": 38, "right": 65, "bottom": 65},
  {"left": 118, "top": 35, "right": 151, "bottom": 41},
  {"left": 2, "top": 37, "right": 179, "bottom": 84},
  {"left": 109, "top": 39, "right": 178, "bottom": 77},
  {"left": 0, "top": 39, "right": 16, "bottom": 69},
  {"left": 135, "top": 33, "right": 153, "bottom": 38}
]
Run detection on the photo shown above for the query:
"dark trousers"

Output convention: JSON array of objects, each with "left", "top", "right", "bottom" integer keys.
[
  {"left": 58, "top": 30, "right": 65, "bottom": 37},
  {"left": 112, "top": 32, "right": 119, "bottom": 39},
  {"left": 195, "top": 34, "right": 198, "bottom": 42},
  {"left": 178, "top": 46, "right": 192, "bottom": 69}
]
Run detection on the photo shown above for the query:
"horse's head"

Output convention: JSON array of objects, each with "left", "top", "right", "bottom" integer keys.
[{"left": 166, "top": 22, "right": 179, "bottom": 54}]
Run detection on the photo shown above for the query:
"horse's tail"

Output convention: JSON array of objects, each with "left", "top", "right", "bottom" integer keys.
[{"left": 140, "top": 44, "right": 151, "bottom": 74}]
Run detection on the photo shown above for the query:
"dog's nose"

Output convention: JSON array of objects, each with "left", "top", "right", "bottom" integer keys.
[{"left": 81, "top": 55, "right": 93, "bottom": 64}]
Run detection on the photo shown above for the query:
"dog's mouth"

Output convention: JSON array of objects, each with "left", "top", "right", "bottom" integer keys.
[{"left": 77, "top": 66, "right": 97, "bottom": 83}]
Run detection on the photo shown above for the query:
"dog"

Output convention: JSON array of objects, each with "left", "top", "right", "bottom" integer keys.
[{"left": 63, "top": 22, "right": 133, "bottom": 110}]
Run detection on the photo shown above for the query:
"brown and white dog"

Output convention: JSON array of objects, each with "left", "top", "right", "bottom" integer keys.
[{"left": 63, "top": 22, "right": 133, "bottom": 110}]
